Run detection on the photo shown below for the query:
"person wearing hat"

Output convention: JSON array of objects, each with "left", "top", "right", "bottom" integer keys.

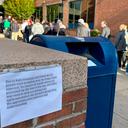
[
  {"left": 57, "top": 20, "right": 66, "bottom": 36},
  {"left": 77, "top": 18, "right": 88, "bottom": 37}
]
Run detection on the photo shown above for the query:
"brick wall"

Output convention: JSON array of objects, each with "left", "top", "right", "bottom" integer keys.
[
  {"left": 35, "top": 0, "right": 69, "bottom": 27},
  {"left": 68, "top": 29, "right": 77, "bottom": 36},
  {"left": 35, "top": 0, "right": 128, "bottom": 36},
  {"left": 35, "top": 0, "right": 44, "bottom": 7},
  {"left": 95, "top": 0, "right": 128, "bottom": 35},
  {"left": 63, "top": 0, "right": 69, "bottom": 27},
  {"left": 2, "top": 39, "right": 88, "bottom": 128},
  {"left": 6, "top": 88, "right": 87, "bottom": 128}
]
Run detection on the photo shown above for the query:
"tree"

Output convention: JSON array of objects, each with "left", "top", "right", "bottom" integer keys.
[{"left": 2, "top": 0, "right": 35, "bottom": 20}]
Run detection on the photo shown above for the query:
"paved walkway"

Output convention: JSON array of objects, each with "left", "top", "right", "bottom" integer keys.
[{"left": 112, "top": 70, "right": 128, "bottom": 128}]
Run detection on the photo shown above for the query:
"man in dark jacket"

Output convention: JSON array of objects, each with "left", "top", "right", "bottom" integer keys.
[
  {"left": 115, "top": 24, "right": 127, "bottom": 68},
  {"left": 24, "top": 21, "right": 32, "bottom": 43}
]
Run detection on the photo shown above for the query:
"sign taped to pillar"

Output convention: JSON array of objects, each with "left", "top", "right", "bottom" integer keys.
[{"left": 0, "top": 65, "right": 62, "bottom": 128}]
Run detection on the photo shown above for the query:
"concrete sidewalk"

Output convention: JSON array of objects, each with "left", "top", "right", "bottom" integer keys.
[{"left": 112, "top": 70, "right": 128, "bottom": 128}]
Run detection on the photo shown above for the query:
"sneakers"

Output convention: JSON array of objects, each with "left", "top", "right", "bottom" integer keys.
[{"left": 119, "top": 68, "right": 126, "bottom": 71}]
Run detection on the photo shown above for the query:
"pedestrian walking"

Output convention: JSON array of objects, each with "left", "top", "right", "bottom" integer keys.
[{"left": 101, "top": 21, "right": 110, "bottom": 38}]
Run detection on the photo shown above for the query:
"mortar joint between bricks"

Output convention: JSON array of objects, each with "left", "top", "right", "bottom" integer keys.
[{"left": 72, "top": 102, "right": 76, "bottom": 113}]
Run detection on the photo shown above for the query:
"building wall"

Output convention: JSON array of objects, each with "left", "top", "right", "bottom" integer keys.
[
  {"left": 35, "top": 0, "right": 69, "bottom": 26},
  {"left": 35, "top": 0, "right": 128, "bottom": 36},
  {"left": 95, "top": 0, "right": 128, "bottom": 35},
  {"left": 2, "top": 39, "right": 88, "bottom": 128},
  {"left": 35, "top": 0, "right": 43, "bottom": 7}
]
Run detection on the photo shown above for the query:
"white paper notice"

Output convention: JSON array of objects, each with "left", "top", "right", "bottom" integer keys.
[{"left": 0, "top": 65, "right": 62, "bottom": 128}]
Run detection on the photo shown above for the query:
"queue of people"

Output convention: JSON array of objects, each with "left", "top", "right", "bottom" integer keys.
[
  {"left": 0, "top": 16, "right": 128, "bottom": 74},
  {"left": 0, "top": 16, "right": 19, "bottom": 40},
  {"left": 0, "top": 16, "right": 67, "bottom": 42},
  {"left": 0, "top": 17, "right": 111, "bottom": 42},
  {"left": 21, "top": 18, "right": 67, "bottom": 43},
  {"left": 76, "top": 18, "right": 128, "bottom": 75},
  {"left": 100, "top": 21, "right": 128, "bottom": 74}
]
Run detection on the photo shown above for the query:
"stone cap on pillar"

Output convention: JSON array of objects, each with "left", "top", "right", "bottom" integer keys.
[{"left": 0, "top": 39, "right": 87, "bottom": 91}]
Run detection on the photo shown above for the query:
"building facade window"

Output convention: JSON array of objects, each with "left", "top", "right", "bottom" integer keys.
[
  {"left": 68, "top": 0, "right": 95, "bottom": 29},
  {"left": 34, "top": 7, "right": 42, "bottom": 21},
  {"left": 82, "top": 0, "right": 95, "bottom": 29},
  {"left": 69, "top": 0, "right": 82, "bottom": 29},
  {"left": 47, "top": 4, "right": 63, "bottom": 22}
]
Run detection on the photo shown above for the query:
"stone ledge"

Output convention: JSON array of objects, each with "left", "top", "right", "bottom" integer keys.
[
  {"left": 0, "top": 39, "right": 87, "bottom": 89},
  {"left": 0, "top": 39, "right": 88, "bottom": 128}
]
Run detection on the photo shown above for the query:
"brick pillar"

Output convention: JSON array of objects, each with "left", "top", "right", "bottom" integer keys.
[
  {"left": 42, "top": 3, "right": 47, "bottom": 21},
  {"left": 2, "top": 39, "right": 88, "bottom": 128},
  {"left": 62, "top": 0, "right": 69, "bottom": 27}
]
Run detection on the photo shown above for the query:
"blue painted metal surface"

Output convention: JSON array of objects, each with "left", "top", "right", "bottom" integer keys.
[{"left": 30, "top": 35, "right": 118, "bottom": 128}]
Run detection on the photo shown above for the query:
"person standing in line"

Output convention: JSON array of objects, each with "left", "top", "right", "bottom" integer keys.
[
  {"left": 122, "top": 25, "right": 128, "bottom": 69},
  {"left": 101, "top": 21, "right": 110, "bottom": 38},
  {"left": 11, "top": 18, "right": 19, "bottom": 40},
  {"left": 124, "top": 25, "right": 128, "bottom": 45},
  {"left": 115, "top": 24, "right": 127, "bottom": 68},
  {"left": 77, "top": 18, "right": 87, "bottom": 37},
  {"left": 3, "top": 18, "right": 11, "bottom": 30},
  {"left": 52, "top": 19, "right": 59, "bottom": 35},
  {"left": 24, "top": 20, "right": 32, "bottom": 43},
  {"left": 0, "top": 16, "right": 3, "bottom": 33},
  {"left": 42, "top": 20, "right": 51, "bottom": 35},
  {"left": 21, "top": 19, "right": 28, "bottom": 42},
  {"left": 3, "top": 17, "right": 11, "bottom": 38},
  {"left": 57, "top": 20, "right": 66, "bottom": 36},
  {"left": 31, "top": 19, "right": 44, "bottom": 36},
  {"left": 84, "top": 22, "right": 91, "bottom": 37}
]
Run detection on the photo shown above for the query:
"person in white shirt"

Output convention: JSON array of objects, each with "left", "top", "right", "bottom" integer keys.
[
  {"left": 32, "top": 19, "right": 44, "bottom": 35},
  {"left": 57, "top": 20, "right": 66, "bottom": 36}
]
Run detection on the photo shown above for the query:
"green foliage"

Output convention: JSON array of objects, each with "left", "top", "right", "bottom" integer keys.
[
  {"left": 91, "top": 29, "right": 101, "bottom": 37},
  {"left": 3, "top": 0, "right": 35, "bottom": 20}
]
